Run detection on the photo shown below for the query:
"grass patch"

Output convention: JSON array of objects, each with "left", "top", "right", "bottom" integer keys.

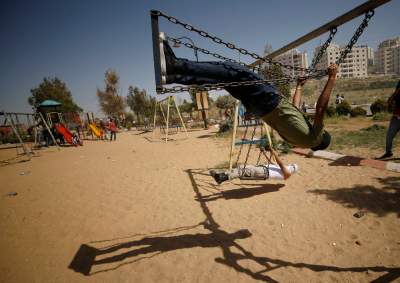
[
  {"left": 372, "top": 112, "right": 391, "bottom": 121},
  {"left": 325, "top": 115, "right": 350, "bottom": 125},
  {"left": 330, "top": 124, "right": 390, "bottom": 150}
]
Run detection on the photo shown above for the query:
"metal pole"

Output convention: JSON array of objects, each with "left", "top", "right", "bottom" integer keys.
[
  {"left": 250, "top": 0, "right": 391, "bottom": 64},
  {"left": 229, "top": 100, "right": 240, "bottom": 172}
]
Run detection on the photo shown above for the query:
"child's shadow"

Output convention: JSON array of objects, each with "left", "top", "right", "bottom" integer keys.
[{"left": 196, "top": 184, "right": 284, "bottom": 202}]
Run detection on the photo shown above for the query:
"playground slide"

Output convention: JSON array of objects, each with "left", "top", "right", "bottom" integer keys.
[
  {"left": 55, "top": 123, "right": 74, "bottom": 144},
  {"left": 89, "top": 123, "right": 103, "bottom": 138}
]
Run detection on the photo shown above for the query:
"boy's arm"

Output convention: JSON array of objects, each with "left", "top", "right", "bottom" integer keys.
[
  {"left": 292, "top": 78, "right": 306, "bottom": 108},
  {"left": 270, "top": 149, "right": 291, "bottom": 180},
  {"left": 314, "top": 64, "right": 337, "bottom": 130}
]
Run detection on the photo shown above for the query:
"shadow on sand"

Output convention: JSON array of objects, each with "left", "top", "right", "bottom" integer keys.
[
  {"left": 309, "top": 176, "right": 400, "bottom": 217},
  {"left": 68, "top": 169, "right": 400, "bottom": 282}
]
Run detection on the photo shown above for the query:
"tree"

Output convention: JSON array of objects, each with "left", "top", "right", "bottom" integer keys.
[
  {"left": 126, "top": 86, "right": 154, "bottom": 124},
  {"left": 336, "top": 100, "right": 352, "bottom": 116},
  {"left": 215, "top": 95, "right": 236, "bottom": 110},
  {"left": 180, "top": 99, "right": 195, "bottom": 119},
  {"left": 97, "top": 69, "right": 125, "bottom": 116},
  {"left": 260, "top": 64, "right": 290, "bottom": 98},
  {"left": 28, "top": 77, "right": 82, "bottom": 112}
]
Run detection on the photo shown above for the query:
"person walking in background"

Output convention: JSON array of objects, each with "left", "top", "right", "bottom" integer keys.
[
  {"left": 376, "top": 80, "right": 400, "bottom": 160},
  {"left": 108, "top": 118, "right": 117, "bottom": 142}
]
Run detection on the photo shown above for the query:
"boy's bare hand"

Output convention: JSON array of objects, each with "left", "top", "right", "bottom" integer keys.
[
  {"left": 297, "top": 77, "right": 307, "bottom": 87},
  {"left": 328, "top": 64, "right": 337, "bottom": 79}
]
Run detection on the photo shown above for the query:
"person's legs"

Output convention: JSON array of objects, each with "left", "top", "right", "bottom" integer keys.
[
  {"left": 384, "top": 116, "right": 400, "bottom": 156},
  {"left": 163, "top": 40, "right": 280, "bottom": 116}
]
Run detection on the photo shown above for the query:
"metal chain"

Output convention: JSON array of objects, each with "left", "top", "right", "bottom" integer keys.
[
  {"left": 154, "top": 9, "right": 374, "bottom": 93},
  {"left": 240, "top": 124, "right": 258, "bottom": 178},
  {"left": 336, "top": 10, "right": 374, "bottom": 65},
  {"left": 235, "top": 122, "right": 249, "bottom": 168},
  {"left": 157, "top": 77, "right": 293, "bottom": 94},
  {"left": 166, "top": 36, "right": 294, "bottom": 81},
  {"left": 311, "top": 10, "right": 375, "bottom": 78},
  {"left": 152, "top": 10, "right": 312, "bottom": 73},
  {"left": 309, "top": 27, "right": 337, "bottom": 71}
]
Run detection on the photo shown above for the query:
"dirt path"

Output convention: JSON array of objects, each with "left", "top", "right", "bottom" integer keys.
[{"left": 1, "top": 129, "right": 399, "bottom": 282}]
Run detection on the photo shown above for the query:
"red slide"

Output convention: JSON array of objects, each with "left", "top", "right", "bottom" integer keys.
[{"left": 55, "top": 123, "right": 74, "bottom": 144}]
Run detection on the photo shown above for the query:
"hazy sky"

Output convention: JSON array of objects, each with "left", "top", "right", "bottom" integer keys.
[{"left": 1, "top": 0, "right": 399, "bottom": 115}]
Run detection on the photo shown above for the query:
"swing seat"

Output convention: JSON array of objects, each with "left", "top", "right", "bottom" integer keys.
[
  {"left": 235, "top": 138, "right": 267, "bottom": 146},
  {"left": 238, "top": 165, "right": 269, "bottom": 181},
  {"left": 239, "top": 175, "right": 267, "bottom": 181}
]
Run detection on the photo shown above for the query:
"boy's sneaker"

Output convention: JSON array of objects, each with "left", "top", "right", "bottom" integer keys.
[
  {"left": 288, "top": 164, "right": 299, "bottom": 174},
  {"left": 213, "top": 173, "right": 229, "bottom": 185},
  {"left": 376, "top": 152, "right": 393, "bottom": 160},
  {"left": 159, "top": 32, "right": 179, "bottom": 84}
]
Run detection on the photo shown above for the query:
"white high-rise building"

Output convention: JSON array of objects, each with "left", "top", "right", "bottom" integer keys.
[
  {"left": 375, "top": 37, "right": 400, "bottom": 74},
  {"left": 393, "top": 46, "right": 400, "bottom": 74},
  {"left": 314, "top": 43, "right": 372, "bottom": 78},
  {"left": 274, "top": 49, "right": 308, "bottom": 77}
]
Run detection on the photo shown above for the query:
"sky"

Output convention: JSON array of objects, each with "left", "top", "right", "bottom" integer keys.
[{"left": 1, "top": 0, "right": 399, "bottom": 115}]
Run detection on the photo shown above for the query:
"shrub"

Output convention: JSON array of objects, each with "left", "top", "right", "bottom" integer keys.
[
  {"left": 370, "top": 99, "right": 387, "bottom": 114},
  {"left": 350, "top": 107, "right": 367, "bottom": 117},
  {"left": 336, "top": 100, "right": 352, "bottom": 116},
  {"left": 372, "top": 112, "right": 391, "bottom": 121},
  {"left": 125, "top": 121, "right": 133, "bottom": 130},
  {"left": 325, "top": 105, "right": 336, "bottom": 117}
]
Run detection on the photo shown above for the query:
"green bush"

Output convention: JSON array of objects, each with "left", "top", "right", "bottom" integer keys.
[
  {"left": 125, "top": 121, "right": 133, "bottom": 130},
  {"left": 370, "top": 99, "right": 387, "bottom": 114},
  {"left": 350, "top": 107, "right": 367, "bottom": 117},
  {"left": 325, "top": 105, "right": 336, "bottom": 117},
  {"left": 336, "top": 100, "right": 352, "bottom": 116},
  {"left": 372, "top": 112, "right": 391, "bottom": 121}
]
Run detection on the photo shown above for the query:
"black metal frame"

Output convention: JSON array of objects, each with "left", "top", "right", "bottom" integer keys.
[{"left": 150, "top": 10, "right": 162, "bottom": 92}]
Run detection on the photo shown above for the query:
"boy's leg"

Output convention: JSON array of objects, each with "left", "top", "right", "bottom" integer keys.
[
  {"left": 162, "top": 40, "right": 280, "bottom": 117},
  {"left": 385, "top": 116, "right": 400, "bottom": 155}
]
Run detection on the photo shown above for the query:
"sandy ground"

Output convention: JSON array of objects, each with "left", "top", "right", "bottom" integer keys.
[{"left": 1, "top": 129, "right": 399, "bottom": 283}]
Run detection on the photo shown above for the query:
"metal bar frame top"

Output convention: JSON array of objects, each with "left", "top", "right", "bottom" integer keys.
[{"left": 250, "top": 0, "right": 391, "bottom": 64}]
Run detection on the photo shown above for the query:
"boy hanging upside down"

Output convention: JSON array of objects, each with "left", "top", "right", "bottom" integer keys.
[{"left": 157, "top": 34, "right": 337, "bottom": 151}]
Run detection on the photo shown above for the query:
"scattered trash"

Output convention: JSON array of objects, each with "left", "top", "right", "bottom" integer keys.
[
  {"left": 5, "top": 192, "right": 18, "bottom": 197},
  {"left": 19, "top": 171, "right": 30, "bottom": 176},
  {"left": 353, "top": 211, "right": 365, "bottom": 218},
  {"left": 332, "top": 242, "right": 337, "bottom": 246},
  {"left": 355, "top": 240, "right": 361, "bottom": 246},
  {"left": 280, "top": 223, "right": 284, "bottom": 228}
]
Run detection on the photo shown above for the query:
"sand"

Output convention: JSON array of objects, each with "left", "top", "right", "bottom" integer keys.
[{"left": 0, "top": 129, "right": 399, "bottom": 283}]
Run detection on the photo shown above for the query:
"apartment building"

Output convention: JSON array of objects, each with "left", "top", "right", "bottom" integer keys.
[
  {"left": 314, "top": 43, "right": 371, "bottom": 78},
  {"left": 374, "top": 37, "right": 400, "bottom": 74},
  {"left": 274, "top": 49, "right": 308, "bottom": 77},
  {"left": 393, "top": 46, "right": 400, "bottom": 74}
]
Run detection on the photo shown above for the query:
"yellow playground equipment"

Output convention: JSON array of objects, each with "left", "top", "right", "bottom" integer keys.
[{"left": 88, "top": 123, "right": 102, "bottom": 138}]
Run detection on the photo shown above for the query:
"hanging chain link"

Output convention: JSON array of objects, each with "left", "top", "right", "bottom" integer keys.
[
  {"left": 157, "top": 77, "right": 293, "bottom": 94},
  {"left": 153, "top": 9, "right": 374, "bottom": 93},
  {"left": 309, "top": 27, "right": 337, "bottom": 71},
  {"left": 336, "top": 10, "right": 374, "bottom": 65},
  {"left": 152, "top": 10, "right": 312, "bottom": 73},
  {"left": 166, "top": 36, "right": 295, "bottom": 81}
]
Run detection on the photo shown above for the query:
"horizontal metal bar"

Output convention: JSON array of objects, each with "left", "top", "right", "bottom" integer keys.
[
  {"left": 250, "top": 0, "right": 391, "bottom": 66},
  {"left": 0, "top": 112, "right": 34, "bottom": 116}
]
